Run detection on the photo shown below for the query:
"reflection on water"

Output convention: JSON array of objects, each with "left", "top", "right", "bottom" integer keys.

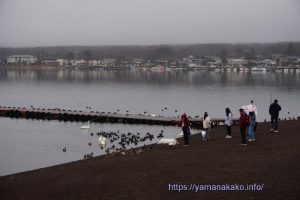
[
  {"left": 0, "top": 68, "right": 299, "bottom": 121},
  {"left": 1, "top": 68, "right": 300, "bottom": 87},
  {"left": 0, "top": 118, "right": 183, "bottom": 176}
]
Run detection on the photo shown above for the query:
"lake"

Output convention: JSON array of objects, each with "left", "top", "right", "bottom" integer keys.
[{"left": 0, "top": 68, "right": 299, "bottom": 175}]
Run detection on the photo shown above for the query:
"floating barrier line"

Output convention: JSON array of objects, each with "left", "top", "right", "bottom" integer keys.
[{"left": 0, "top": 106, "right": 239, "bottom": 128}]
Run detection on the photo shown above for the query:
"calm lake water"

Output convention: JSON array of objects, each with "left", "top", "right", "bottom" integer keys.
[{"left": 0, "top": 68, "right": 300, "bottom": 175}]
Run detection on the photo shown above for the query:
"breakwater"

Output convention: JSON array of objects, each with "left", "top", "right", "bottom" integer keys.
[{"left": 0, "top": 106, "right": 238, "bottom": 128}]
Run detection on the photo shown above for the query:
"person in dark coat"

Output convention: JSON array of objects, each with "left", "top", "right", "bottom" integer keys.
[
  {"left": 239, "top": 108, "right": 249, "bottom": 146},
  {"left": 177, "top": 113, "right": 192, "bottom": 146},
  {"left": 269, "top": 99, "right": 282, "bottom": 133}
]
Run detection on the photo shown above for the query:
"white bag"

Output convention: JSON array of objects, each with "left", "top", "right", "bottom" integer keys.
[
  {"left": 178, "top": 131, "right": 183, "bottom": 137},
  {"left": 201, "top": 130, "right": 206, "bottom": 139}
]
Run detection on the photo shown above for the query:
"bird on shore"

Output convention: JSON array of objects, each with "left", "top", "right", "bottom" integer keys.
[
  {"left": 88, "top": 142, "right": 92, "bottom": 146},
  {"left": 136, "top": 149, "right": 143, "bottom": 154},
  {"left": 63, "top": 147, "right": 66, "bottom": 152},
  {"left": 80, "top": 121, "right": 90, "bottom": 129},
  {"left": 90, "top": 132, "right": 94, "bottom": 136},
  {"left": 84, "top": 153, "right": 93, "bottom": 159},
  {"left": 157, "top": 133, "right": 164, "bottom": 138}
]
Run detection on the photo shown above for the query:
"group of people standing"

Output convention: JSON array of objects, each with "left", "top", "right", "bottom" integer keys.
[
  {"left": 177, "top": 112, "right": 212, "bottom": 146},
  {"left": 177, "top": 99, "right": 281, "bottom": 146}
]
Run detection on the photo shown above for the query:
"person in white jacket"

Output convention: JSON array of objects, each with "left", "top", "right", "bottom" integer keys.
[
  {"left": 202, "top": 112, "right": 212, "bottom": 141},
  {"left": 224, "top": 108, "right": 233, "bottom": 138}
]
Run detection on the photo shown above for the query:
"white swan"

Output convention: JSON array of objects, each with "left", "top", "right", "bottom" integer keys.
[
  {"left": 98, "top": 136, "right": 107, "bottom": 147},
  {"left": 80, "top": 121, "right": 90, "bottom": 129},
  {"left": 158, "top": 138, "right": 178, "bottom": 146}
]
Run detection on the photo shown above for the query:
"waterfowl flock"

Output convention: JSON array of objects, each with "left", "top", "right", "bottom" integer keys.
[{"left": 80, "top": 128, "right": 168, "bottom": 159}]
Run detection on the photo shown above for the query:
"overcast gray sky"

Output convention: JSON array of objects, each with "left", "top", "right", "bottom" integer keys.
[{"left": 0, "top": 0, "right": 300, "bottom": 47}]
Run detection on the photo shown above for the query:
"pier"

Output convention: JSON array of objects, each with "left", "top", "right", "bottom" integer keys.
[{"left": 0, "top": 106, "right": 238, "bottom": 128}]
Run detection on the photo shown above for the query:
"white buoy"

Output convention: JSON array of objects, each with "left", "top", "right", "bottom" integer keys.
[
  {"left": 98, "top": 136, "right": 107, "bottom": 147},
  {"left": 80, "top": 121, "right": 90, "bottom": 129}
]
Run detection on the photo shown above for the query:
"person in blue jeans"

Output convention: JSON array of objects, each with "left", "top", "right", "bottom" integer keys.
[
  {"left": 225, "top": 108, "right": 233, "bottom": 139},
  {"left": 202, "top": 112, "right": 212, "bottom": 141},
  {"left": 248, "top": 111, "right": 256, "bottom": 141}
]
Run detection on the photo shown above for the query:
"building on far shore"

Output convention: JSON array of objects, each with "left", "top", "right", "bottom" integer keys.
[
  {"left": 7, "top": 55, "right": 37, "bottom": 64},
  {"left": 42, "top": 60, "right": 60, "bottom": 66},
  {"left": 227, "top": 58, "right": 247, "bottom": 66},
  {"left": 56, "top": 59, "right": 69, "bottom": 66}
]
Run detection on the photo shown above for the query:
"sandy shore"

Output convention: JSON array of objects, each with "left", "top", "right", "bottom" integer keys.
[{"left": 1, "top": 120, "right": 300, "bottom": 200}]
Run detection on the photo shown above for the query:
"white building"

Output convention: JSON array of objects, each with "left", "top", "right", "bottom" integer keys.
[
  {"left": 7, "top": 55, "right": 37, "bottom": 64},
  {"left": 227, "top": 58, "right": 247, "bottom": 66},
  {"left": 100, "top": 58, "right": 116, "bottom": 67},
  {"left": 87, "top": 59, "right": 100, "bottom": 66},
  {"left": 71, "top": 59, "right": 85, "bottom": 66},
  {"left": 262, "top": 59, "right": 276, "bottom": 65},
  {"left": 56, "top": 59, "right": 68, "bottom": 66}
]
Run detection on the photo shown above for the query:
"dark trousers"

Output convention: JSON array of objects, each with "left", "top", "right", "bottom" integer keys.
[
  {"left": 254, "top": 122, "right": 257, "bottom": 132},
  {"left": 240, "top": 128, "right": 246, "bottom": 144},
  {"left": 271, "top": 115, "right": 279, "bottom": 130},
  {"left": 226, "top": 126, "right": 231, "bottom": 136},
  {"left": 182, "top": 127, "right": 189, "bottom": 145}
]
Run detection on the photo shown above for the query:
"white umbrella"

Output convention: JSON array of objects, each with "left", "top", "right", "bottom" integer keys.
[{"left": 241, "top": 104, "right": 257, "bottom": 114}]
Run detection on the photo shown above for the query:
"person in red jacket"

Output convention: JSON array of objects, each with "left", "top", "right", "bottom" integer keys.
[
  {"left": 177, "top": 113, "right": 192, "bottom": 146},
  {"left": 239, "top": 108, "right": 250, "bottom": 146}
]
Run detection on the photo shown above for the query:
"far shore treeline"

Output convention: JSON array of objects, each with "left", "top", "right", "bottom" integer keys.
[{"left": 0, "top": 42, "right": 300, "bottom": 61}]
